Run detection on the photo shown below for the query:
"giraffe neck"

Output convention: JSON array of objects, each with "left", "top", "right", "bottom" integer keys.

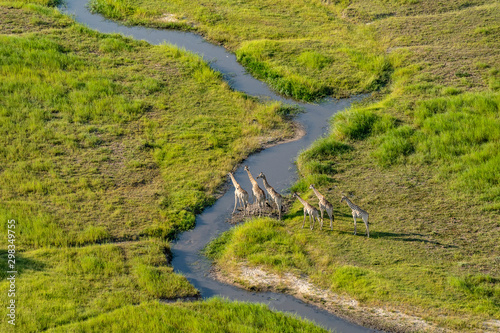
[
  {"left": 344, "top": 197, "right": 358, "bottom": 210},
  {"left": 261, "top": 176, "right": 272, "bottom": 192},
  {"left": 229, "top": 173, "right": 240, "bottom": 189},
  {"left": 295, "top": 194, "right": 308, "bottom": 207},
  {"left": 312, "top": 187, "right": 324, "bottom": 200},
  {"left": 245, "top": 169, "right": 258, "bottom": 187}
]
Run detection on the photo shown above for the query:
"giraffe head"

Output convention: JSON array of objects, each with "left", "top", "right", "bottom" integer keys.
[
  {"left": 256, "top": 172, "right": 265, "bottom": 180},
  {"left": 244, "top": 165, "right": 249, "bottom": 172},
  {"left": 292, "top": 192, "right": 298, "bottom": 198},
  {"left": 309, "top": 184, "right": 315, "bottom": 190},
  {"left": 340, "top": 194, "right": 347, "bottom": 203}
]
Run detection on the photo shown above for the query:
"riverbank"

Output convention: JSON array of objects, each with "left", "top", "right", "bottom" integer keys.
[
  {"left": 0, "top": 3, "right": 326, "bottom": 331},
  {"left": 2, "top": 0, "right": 499, "bottom": 331},
  {"left": 210, "top": 263, "right": 445, "bottom": 333},
  {"left": 167, "top": 1, "right": 500, "bottom": 331}
]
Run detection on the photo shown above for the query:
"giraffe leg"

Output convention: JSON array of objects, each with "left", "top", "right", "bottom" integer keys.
[
  {"left": 310, "top": 214, "right": 314, "bottom": 230},
  {"left": 302, "top": 212, "right": 306, "bottom": 228},
  {"left": 233, "top": 194, "right": 238, "bottom": 214},
  {"left": 328, "top": 208, "right": 333, "bottom": 230},
  {"left": 320, "top": 208, "right": 324, "bottom": 230},
  {"left": 352, "top": 214, "right": 357, "bottom": 235},
  {"left": 364, "top": 217, "right": 369, "bottom": 238},
  {"left": 244, "top": 195, "right": 248, "bottom": 216}
]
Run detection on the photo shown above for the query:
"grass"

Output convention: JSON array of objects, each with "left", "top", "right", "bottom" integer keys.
[
  {"left": 48, "top": 298, "right": 329, "bottom": 332},
  {"left": 0, "top": 3, "right": 329, "bottom": 332},
  {"left": 86, "top": 0, "right": 393, "bottom": 101},
  {"left": 0, "top": 3, "right": 293, "bottom": 246},
  {"left": 210, "top": 192, "right": 499, "bottom": 330},
  {"left": 85, "top": 0, "right": 498, "bottom": 102},
  {"left": 0, "top": 239, "right": 198, "bottom": 331},
  {"left": 2, "top": 0, "right": 500, "bottom": 331},
  {"left": 202, "top": 0, "right": 500, "bottom": 331}
]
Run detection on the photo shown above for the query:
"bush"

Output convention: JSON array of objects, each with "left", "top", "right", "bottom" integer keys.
[{"left": 298, "top": 51, "right": 331, "bottom": 70}]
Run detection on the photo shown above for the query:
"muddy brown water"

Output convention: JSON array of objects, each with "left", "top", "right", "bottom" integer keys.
[{"left": 60, "top": 2, "right": 380, "bottom": 331}]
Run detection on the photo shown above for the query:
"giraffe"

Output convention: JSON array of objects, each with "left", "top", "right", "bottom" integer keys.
[
  {"left": 243, "top": 165, "right": 266, "bottom": 216},
  {"left": 340, "top": 194, "right": 369, "bottom": 238},
  {"left": 228, "top": 172, "right": 249, "bottom": 216},
  {"left": 292, "top": 192, "right": 320, "bottom": 230},
  {"left": 309, "top": 184, "right": 334, "bottom": 231},
  {"left": 256, "top": 172, "right": 283, "bottom": 220}
]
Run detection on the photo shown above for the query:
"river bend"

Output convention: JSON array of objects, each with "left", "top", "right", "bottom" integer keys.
[{"left": 59, "top": 2, "right": 377, "bottom": 332}]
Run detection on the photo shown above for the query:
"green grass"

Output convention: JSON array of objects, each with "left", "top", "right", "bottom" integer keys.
[
  {"left": 86, "top": 0, "right": 393, "bottom": 101},
  {"left": 0, "top": 3, "right": 325, "bottom": 332},
  {"left": 330, "top": 91, "right": 500, "bottom": 206},
  {"left": 2, "top": 0, "right": 500, "bottom": 331},
  {"left": 210, "top": 204, "right": 499, "bottom": 330},
  {"left": 202, "top": 0, "right": 500, "bottom": 331},
  {"left": 48, "top": 298, "right": 329, "bottom": 332},
  {"left": 0, "top": 239, "right": 198, "bottom": 331},
  {"left": 0, "top": 3, "right": 293, "bottom": 246},
  {"left": 85, "top": 0, "right": 497, "bottom": 102}
]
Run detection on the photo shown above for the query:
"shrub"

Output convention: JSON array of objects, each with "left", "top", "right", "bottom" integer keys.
[{"left": 300, "top": 136, "right": 352, "bottom": 161}]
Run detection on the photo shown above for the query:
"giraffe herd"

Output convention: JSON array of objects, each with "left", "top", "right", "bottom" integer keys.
[{"left": 228, "top": 166, "right": 370, "bottom": 238}]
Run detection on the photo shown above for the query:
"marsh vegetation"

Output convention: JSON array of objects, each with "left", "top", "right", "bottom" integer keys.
[
  {"left": 1, "top": 0, "right": 499, "bottom": 331},
  {"left": 0, "top": 2, "right": 312, "bottom": 331}
]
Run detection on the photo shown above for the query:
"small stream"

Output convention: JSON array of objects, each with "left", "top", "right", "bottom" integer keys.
[{"left": 60, "top": 2, "right": 378, "bottom": 332}]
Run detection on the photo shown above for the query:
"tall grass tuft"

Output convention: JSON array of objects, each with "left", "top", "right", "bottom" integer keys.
[
  {"left": 298, "top": 51, "right": 331, "bottom": 70},
  {"left": 50, "top": 298, "right": 329, "bottom": 332},
  {"left": 332, "top": 109, "right": 379, "bottom": 141},
  {"left": 88, "top": 0, "right": 135, "bottom": 20},
  {"left": 372, "top": 125, "right": 415, "bottom": 167},
  {"left": 297, "top": 136, "right": 352, "bottom": 176}
]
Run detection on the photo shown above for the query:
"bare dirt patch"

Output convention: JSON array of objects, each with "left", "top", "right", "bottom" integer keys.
[
  {"left": 158, "top": 13, "right": 179, "bottom": 23},
  {"left": 211, "top": 263, "right": 452, "bottom": 333}
]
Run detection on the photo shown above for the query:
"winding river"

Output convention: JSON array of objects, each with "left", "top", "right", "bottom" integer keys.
[{"left": 60, "top": 2, "right": 378, "bottom": 332}]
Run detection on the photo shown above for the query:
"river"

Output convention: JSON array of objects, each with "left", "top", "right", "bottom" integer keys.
[{"left": 59, "top": 2, "right": 378, "bottom": 332}]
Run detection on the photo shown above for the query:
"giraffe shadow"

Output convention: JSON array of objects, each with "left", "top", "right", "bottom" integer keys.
[
  {"left": 284, "top": 209, "right": 322, "bottom": 222},
  {"left": 334, "top": 211, "right": 355, "bottom": 219},
  {"left": 0, "top": 250, "right": 46, "bottom": 278},
  {"left": 368, "top": 231, "right": 458, "bottom": 248}
]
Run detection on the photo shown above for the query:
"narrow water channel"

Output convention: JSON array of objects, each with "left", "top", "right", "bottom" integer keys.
[{"left": 60, "top": 2, "right": 378, "bottom": 331}]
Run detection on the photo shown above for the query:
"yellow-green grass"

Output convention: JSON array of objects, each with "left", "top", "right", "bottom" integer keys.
[
  {"left": 82, "top": 0, "right": 499, "bottom": 102},
  {"left": 85, "top": 0, "right": 394, "bottom": 100},
  {"left": 209, "top": 190, "right": 499, "bottom": 331},
  {"left": 2, "top": 0, "right": 500, "bottom": 331},
  {"left": 0, "top": 239, "right": 198, "bottom": 330},
  {"left": 0, "top": 3, "right": 293, "bottom": 246},
  {"left": 48, "top": 298, "right": 329, "bottom": 332},
  {"left": 0, "top": 3, "right": 326, "bottom": 332},
  {"left": 203, "top": 0, "right": 500, "bottom": 331}
]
